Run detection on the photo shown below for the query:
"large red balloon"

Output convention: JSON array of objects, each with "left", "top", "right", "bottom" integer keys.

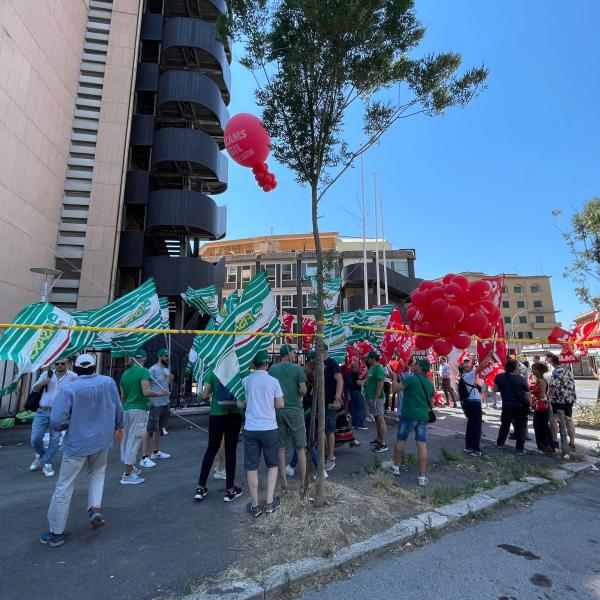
[
  {"left": 224, "top": 113, "right": 270, "bottom": 167},
  {"left": 406, "top": 305, "right": 419, "bottom": 322},
  {"left": 480, "top": 323, "right": 494, "bottom": 339},
  {"left": 411, "top": 290, "right": 428, "bottom": 309},
  {"left": 444, "top": 305, "right": 465, "bottom": 324},
  {"left": 465, "top": 312, "right": 489, "bottom": 336},
  {"left": 451, "top": 331, "right": 471, "bottom": 350},
  {"left": 432, "top": 337, "right": 452, "bottom": 356},
  {"left": 452, "top": 274, "right": 470, "bottom": 290},
  {"left": 480, "top": 300, "right": 501, "bottom": 323},
  {"left": 435, "top": 317, "right": 455, "bottom": 337},
  {"left": 419, "top": 280, "right": 437, "bottom": 291},
  {"left": 418, "top": 322, "right": 437, "bottom": 336},
  {"left": 415, "top": 335, "right": 432, "bottom": 351},
  {"left": 443, "top": 282, "right": 465, "bottom": 303},
  {"left": 428, "top": 297, "right": 449, "bottom": 319},
  {"left": 426, "top": 286, "right": 445, "bottom": 303},
  {"left": 468, "top": 280, "right": 492, "bottom": 303},
  {"left": 442, "top": 273, "right": 457, "bottom": 285}
]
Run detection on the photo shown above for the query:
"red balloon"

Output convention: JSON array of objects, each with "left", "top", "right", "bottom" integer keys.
[
  {"left": 452, "top": 274, "right": 470, "bottom": 290},
  {"left": 415, "top": 335, "right": 432, "bottom": 351},
  {"left": 443, "top": 282, "right": 465, "bottom": 303},
  {"left": 428, "top": 297, "right": 449, "bottom": 319},
  {"left": 411, "top": 290, "right": 428, "bottom": 309},
  {"left": 468, "top": 280, "right": 492, "bottom": 301},
  {"left": 426, "top": 286, "right": 445, "bottom": 304},
  {"left": 420, "top": 280, "right": 436, "bottom": 291},
  {"left": 224, "top": 114, "right": 271, "bottom": 167},
  {"left": 451, "top": 331, "right": 471, "bottom": 350},
  {"left": 262, "top": 184, "right": 273, "bottom": 192},
  {"left": 444, "top": 305, "right": 465, "bottom": 324},
  {"left": 480, "top": 323, "right": 494, "bottom": 339},
  {"left": 465, "top": 312, "right": 489, "bottom": 336},
  {"left": 442, "top": 273, "right": 457, "bottom": 285},
  {"left": 432, "top": 337, "right": 452, "bottom": 356},
  {"left": 418, "top": 321, "right": 437, "bottom": 336},
  {"left": 435, "top": 317, "right": 455, "bottom": 337},
  {"left": 271, "top": 181, "right": 278, "bottom": 190},
  {"left": 479, "top": 300, "right": 500, "bottom": 323},
  {"left": 406, "top": 305, "right": 419, "bottom": 322}
]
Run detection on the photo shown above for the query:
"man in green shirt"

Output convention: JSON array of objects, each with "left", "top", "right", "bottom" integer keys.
[
  {"left": 119, "top": 350, "right": 164, "bottom": 485},
  {"left": 269, "top": 344, "right": 307, "bottom": 488},
  {"left": 365, "top": 351, "right": 387, "bottom": 453},
  {"left": 194, "top": 370, "right": 245, "bottom": 503},
  {"left": 388, "top": 358, "right": 435, "bottom": 486}
]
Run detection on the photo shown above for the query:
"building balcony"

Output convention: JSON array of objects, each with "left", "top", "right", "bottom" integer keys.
[
  {"left": 118, "top": 230, "right": 146, "bottom": 268},
  {"left": 136, "top": 62, "right": 159, "bottom": 92},
  {"left": 157, "top": 70, "right": 229, "bottom": 146},
  {"left": 130, "top": 115, "right": 155, "bottom": 146},
  {"left": 124, "top": 171, "right": 150, "bottom": 205},
  {"left": 150, "top": 127, "right": 227, "bottom": 194},
  {"left": 164, "top": 0, "right": 227, "bottom": 23},
  {"left": 161, "top": 17, "right": 231, "bottom": 104},
  {"left": 140, "top": 12, "right": 163, "bottom": 41},
  {"left": 142, "top": 255, "right": 224, "bottom": 296},
  {"left": 146, "top": 189, "right": 226, "bottom": 239}
]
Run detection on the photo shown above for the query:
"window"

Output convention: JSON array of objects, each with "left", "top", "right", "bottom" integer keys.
[
  {"left": 513, "top": 286, "right": 522, "bottom": 294},
  {"left": 519, "top": 316, "right": 527, "bottom": 324},
  {"left": 517, "top": 332, "right": 525, "bottom": 339},
  {"left": 533, "top": 300, "right": 542, "bottom": 308},
  {"left": 264, "top": 264, "right": 276, "bottom": 286},
  {"left": 525, "top": 332, "right": 533, "bottom": 339},
  {"left": 387, "top": 260, "right": 409, "bottom": 276},
  {"left": 502, "top": 286, "right": 507, "bottom": 293},
  {"left": 241, "top": 266, "right": 252, "bottom": 284},
  {"left": 504, "top": 316, "right": 511, "bottom": 324},
  {"left": 226, "top": 266, "right": 236, "bottom": 285},
  {"left": 517, "top": 300, "right": 525, "bottom": 309},
  {"left": 281, "top": 294, "right": 293, "bottom": 309},
  {"left": 502, "top": 301, "right": 509, "bottom": 308},
  {"left": 281, "top": 263, "right": 294, "bottom": 282},
  {"left": 304, "top": 262, "right": 317, "bottom": 278},
  {"left": 535, "top": 315, "right": 545, "bottom": 323},
  {"left": 531, "top": 285, "right": 541, "bottom": 293}
]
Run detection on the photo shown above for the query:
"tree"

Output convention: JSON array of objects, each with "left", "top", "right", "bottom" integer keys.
[
  {"left": 222, "top": 0, "right": 488, "bottom": 505},
  {"left": 553, "top": 199, "right": 600, "bottom": 314}
]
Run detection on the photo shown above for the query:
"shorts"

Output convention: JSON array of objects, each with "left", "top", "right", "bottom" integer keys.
[
  {"left": 551, "top": 402, "right": 573, "bottom": 418},
  {"left": 325, "top": 409, "right": 337, "bottom": 434},
  {"left": 397, "top": 415, "right": 428, "bottom": 443},
  {"left": 243, "top": 428, "right": 279, "bottom": 470},
  {"left": 147, "top": 405, "right": 170, "bottom": 432},
  {"left": 277, "top": 408, "right": 307, "bottom": 449},
  {"left": 368, "top": 398, "right": 385, "bottom": 417}
]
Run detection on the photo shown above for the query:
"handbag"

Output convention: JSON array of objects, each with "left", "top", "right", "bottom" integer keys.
[
  {"left": 25, "top": 367, "right": 52, "bottom": 412},
  {"left": 416, "top": 375, "right": 436, "bottom": 424}
]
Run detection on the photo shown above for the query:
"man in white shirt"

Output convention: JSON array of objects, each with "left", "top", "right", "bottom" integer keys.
[
  {"left": 438, "top": 357, "right": 457, "bottom": 407},
  {"left": 239, "top": 350, "right": 284, "bottom": 518},
  {"left": 29, "top": 359, "right": 78, "bottom": 477}
]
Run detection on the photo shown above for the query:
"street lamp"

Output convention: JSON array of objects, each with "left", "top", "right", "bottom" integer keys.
[{"left": 30, "top": 267, "right": 62, "bottom": 303}]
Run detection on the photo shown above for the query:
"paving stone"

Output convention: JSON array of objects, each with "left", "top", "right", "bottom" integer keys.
[
  {"left": 184, "top": 580, "right": 264, "bottom": 600},
  {"left": 549, "top": 468, "right": 575, "bottom": 481},
  {"left": 562, "top": 461, "right": 594, "bottom": 474},
  {"left": 434, "top": 500, "right": 474, "bottom": 519},
  {"left": 465, "top": 493, "right": 499, "bottom": 512},
  {"left": 485, "top": 481, "right": 533, "bottom": 501},
  {"left": 416, "top": 511, "right": 451, "bottom": 530},
  {"left": 522, "top": 476, "right": 551, "bottom": 486}
]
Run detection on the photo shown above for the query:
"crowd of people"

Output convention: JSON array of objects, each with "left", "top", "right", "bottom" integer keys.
[{"left": 28, "top": 343, "right": 578, "bottom": 548}]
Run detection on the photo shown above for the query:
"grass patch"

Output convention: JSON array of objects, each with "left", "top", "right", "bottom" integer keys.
[
  {"left": 404, "top": 452, "right": 418, "bottom": 466},
  {"left": 424, "top": 485, "right": 464, "bottom": 506},
  {"left": 575, "top": 402, "right": 600, "bottom": 426},
  {"left": 441, "top": 447, "right": 461, "bottom": 461}
]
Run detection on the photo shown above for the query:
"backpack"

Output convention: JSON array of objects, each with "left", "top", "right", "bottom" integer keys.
[
  {"left": 458, "top": 375, "right": 481, "bottom": 400},
  {"left": 216, "top": 382, "right": 237, "bottom": 407}
]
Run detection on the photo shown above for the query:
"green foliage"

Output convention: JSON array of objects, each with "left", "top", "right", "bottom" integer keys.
[
  {"left": 441, "top": 447, "right": 461, "bottom": 461},
  {"left": 554, "top": 198, "right": 600, "bottom": 313}
]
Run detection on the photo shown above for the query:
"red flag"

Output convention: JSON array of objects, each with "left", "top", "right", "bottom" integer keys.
[
  {"left": 281, "top": 311, "right": 294, "bottom": 333},
  {"left": 482, "top": 276, "right": 507, "bottom": 364},
  {"left": 301, "top": 317, "right": 317, "bottom": 351},
  {"left": 381, "top": 306, "right": 413, "bottom": 368},
  {"left": 558, "top": 348, "right": 578, "bottom": 364},
  {"left": 548, "top": 326, "right": 575, "bottom": 345}
]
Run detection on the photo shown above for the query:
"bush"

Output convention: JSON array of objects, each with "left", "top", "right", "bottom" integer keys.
[{"left": 575, "top": 403, "right": 600, "bottom": 426}]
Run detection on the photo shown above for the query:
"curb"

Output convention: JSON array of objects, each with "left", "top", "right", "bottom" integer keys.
[{"left": 182, "top": 458, "right": 600, "bottom": 600}]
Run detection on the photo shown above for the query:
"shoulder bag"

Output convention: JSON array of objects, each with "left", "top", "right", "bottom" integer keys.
[
  {"left": 25, "top": 367, "right": 53, "bottom": 412},
  {"left": 416, "top": 375, "right": 436, "bottom": 424}
]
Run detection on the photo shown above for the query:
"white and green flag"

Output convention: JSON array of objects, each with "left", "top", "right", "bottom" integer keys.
[
  {"left": 302, "top": 276, "right": 342, "bottom": 324},
  {"left": 347, "top": 304, "right": 395, "bottom": 348},
  {"left": 181, "top": 285, "right": 219, "bottom": 320},
  {"left": 0, "top": 303, "right": 94, "bottom": 396},
  {"left": 219, "top": 291, "right": 240, "bottom": 321},
  {"left": 324, "top": 322, "right": 348, "bottom": 363}
]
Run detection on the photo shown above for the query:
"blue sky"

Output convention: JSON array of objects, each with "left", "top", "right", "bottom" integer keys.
[{"left": 218, "top": 0, "right": 600, "bottom": 328}]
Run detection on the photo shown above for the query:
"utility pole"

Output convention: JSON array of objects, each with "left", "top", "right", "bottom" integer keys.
[
  {"left": 361, "top": 155, "right": 368, "bottom": 310},
  {"left": 373, "top": 172, "right": 380, "bottom": 306},
  {"left": 380, "top": 195, "right": 389, "bottom": 304}
]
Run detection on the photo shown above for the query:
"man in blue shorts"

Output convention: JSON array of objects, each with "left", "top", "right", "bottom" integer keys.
[{"left": 388, "top": 358, "right": 435, "bottom": 486}]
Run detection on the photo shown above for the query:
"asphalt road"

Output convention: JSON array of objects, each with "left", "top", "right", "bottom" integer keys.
[{"left": 300, "top": 474, "right": 600, "bottom": 600}]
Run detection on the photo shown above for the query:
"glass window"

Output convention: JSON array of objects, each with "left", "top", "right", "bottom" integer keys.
[
  {"left": 535, "top": 315, "right": 545, "bottom": 323},
  {"left": 526, "top": 332, "right": 533, "bottom": 339},
  {"left": 226, "top": 266, "right": 236, "bottom": 285},
  {"left": 281, "top": 294, "right": 293, "bottom": 309},
  {"left": 264, "top": 264, "right": 276, "bottom": 286},
  {"left": 531, "top": 285, "right": 541, "bottom": 293},
  {"left": 519, "top": 316, "right": 527, "bottom": 324},
  {"left": 533, "top": 300, "right": 542, "bottom": 308},
  {"left": 517, "top": 300, "right": 525, "bottom": 308},
  {"left": 387, "top": 259, "right": 409, "bottom": 276},
  {"left": 502, "top": 301, "right": 509, "bottom": 308},
  {"left": 241, "top": 265, "right": 252, "bottom": 284},
  {"left": 517, "top": 332, "right": 524, "bottom": 339},
  {"left": 304, "top": 262, "right": 317, "bottom": 278},
  {"left": 514, "top": 286, "right": 522, "bottom": 293},
  {"left": 281, "top": 263, "right": 294, "bottom": 282},
  {"left": 502, "top": 286, "right": 507, "bottom": 293},
  {"left": 504, "top": 316, "right": 511, "bottom": 324}
]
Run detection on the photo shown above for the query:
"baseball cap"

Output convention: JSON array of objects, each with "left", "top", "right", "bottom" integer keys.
[
  {"left": 418, "top": 358, "right": 431, "bottom": 373},
  {"left": 366, "top": 350, "right": 380, "bottom": 360},
  {"left": 132, "top": 349, "right": 147, "bottom": 359},
  {"left": 158, "top": 348, "right": 169, "bottom": 356},
  {"left": 253, "top": 350, "right": 270, "bottom": 365},
  {"left": 307, "top": 349, "right": 316, "bottom": 359},
  {"left": 279, "top": 344, "right": 296, "bottom": 356},
  {"left": 75, "top": 353, "right": 96, "bottom": 367}
]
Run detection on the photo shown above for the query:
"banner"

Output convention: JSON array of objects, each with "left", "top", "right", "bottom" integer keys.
[
  {"left": 220, "top": 291, "right": 240, "bottom": 321},
  {"left": 301, "top": 317, "right": 317, "bottom": 351},
  {"left": 347, "top": 304, "right": 395, "bottom": 348},
  {"left": 380, "top": 306, "right": 413, "bottom": 368},
  {"left": 181, "top": 285, "right": 219, "bottom": 320},
  {"left": 303, "top": 276, "right": 342, "bottom": 324}
]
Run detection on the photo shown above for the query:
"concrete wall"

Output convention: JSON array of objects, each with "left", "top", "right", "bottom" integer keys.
[{"left": 0, "top": 0, "right": 89, "bottom": 321}]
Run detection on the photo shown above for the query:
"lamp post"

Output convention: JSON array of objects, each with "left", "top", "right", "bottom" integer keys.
[{"left": 30, "top": 267, "right": 62, "bottom": 303}]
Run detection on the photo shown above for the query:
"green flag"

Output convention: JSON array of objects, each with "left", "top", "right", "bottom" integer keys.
[
  {"left": 181, "top": 285, "right": 219, "bottom": 320},
  {"left": 302, "top": 276, "right": 342, "bottom": 324},
  {"left": 324, "top": 321, "right": 347, "bottom": 363},
  {"left": 347, "top": 304, "right": 395, "bottom": 348},
  {"left": 219, "top": 291, "right": 240, "bottom": 321}
]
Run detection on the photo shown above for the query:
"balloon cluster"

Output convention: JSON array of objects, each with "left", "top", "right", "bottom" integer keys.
[
  {"left": 224, "top": 113, "right": 278, "bottom": 193},
  {"left": 406, "top": 274, "right": 500, "bottom": 356}
]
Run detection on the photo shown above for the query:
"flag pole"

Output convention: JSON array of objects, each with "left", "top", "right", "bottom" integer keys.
[
  {"left": 361, "top": 155, "right": 368, "bottom": 310},
  {"left": 380, "top": 195, "right": 389, "bottom": 304},
  {"left": 373, "top": 172, "right": 381, "bottom": 306}
]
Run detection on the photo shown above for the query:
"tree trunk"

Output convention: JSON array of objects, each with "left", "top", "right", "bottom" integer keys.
[{"left": 310, "top": 182, "right": 327, "bottom": 506}]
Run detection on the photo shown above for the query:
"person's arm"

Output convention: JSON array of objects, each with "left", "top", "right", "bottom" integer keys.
[
  {"left": 475, "top": 352, "right": 494, "bottom": 374},
  {"left": 112, "top": 380, "right": 124, "bottom": 442},
  {"left": 50, "top": 389, "right": 72, "bottom": 431},
  {"left": 334, "top": 372, "right": 344, "bottom": 400},
  {"left": 298, "top": 382, "right": 307, "bottom": 397},
  {"left": 492, "top": 383, "right": 499, "bottom": 405},
  {"left": 275, "top": 395, "right": 284, "bottom": 409},
  {"left": 32, "top": 371, "right": 51, "bottom": 393},
  {"left": 201, "top": 383, "right": 213, "bottom": 402},
  {"left": 374, "top": 378, "right": 384, "bottom": 399},
  {"left": 140, "top": 379, "right": 165, "bottom": 398},
  {"left": 538, "top": 379, "right": 548, "bottom": 399}
]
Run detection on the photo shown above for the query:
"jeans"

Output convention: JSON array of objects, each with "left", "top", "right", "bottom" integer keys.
[
  {"left": 31, "top": 409, "right": 61, "bottom": 465},
  {"left": 198, "top": 413, "right": 243, "bottom": 489},
  {"left": 533, "top": 410, "right": 553, "bottom": 451},
  {"left": 350, "top": 391, "right": 365, "bottom": 428},
  {"left": 464, "top": 401, "right": 482, "bottom": 452},
  {"left": 47, "top": 450, "right": 108, "bottom": 535},
  {"left": 498, "top": 405, "right": 528, "bottom": 452}
]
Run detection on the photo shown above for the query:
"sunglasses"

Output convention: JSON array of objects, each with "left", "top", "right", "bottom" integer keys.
[{"left": 55, "top": 362, "right": 66, "bottom": 366}]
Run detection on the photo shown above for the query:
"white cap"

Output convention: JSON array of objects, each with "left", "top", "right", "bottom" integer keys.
[{"left": 75, "top": 353, "right": 96, "bottom": 367}]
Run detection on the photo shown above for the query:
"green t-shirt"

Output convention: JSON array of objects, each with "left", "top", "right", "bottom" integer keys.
[
  {"left": 401, "top": 374, "right": 434, "bottom": 422},
  {"left": 269, "top": 362, "right": 306, "bottom": 412},
  {"left": 364, "top": 364, "right": 385, "bottom": 400},
  {"left": 205, "top": 371, "right": 245, "bottom": 416},
  {"left": 120, "top": 365, "right": 152, "bottom": 411}
]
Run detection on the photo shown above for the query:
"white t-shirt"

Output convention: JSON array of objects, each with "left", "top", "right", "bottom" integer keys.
[
  {"left": 32, "top": 369, "right": 77, "bottom": 408},
  {"left": 461, "top": 370, "right": 481, "bottom": 400},
  {"left": 439, "top": 363, "right": 451, "bottom": 379},
  {"left": 242, "top": 370, "right": 283, "bottom": 431}
]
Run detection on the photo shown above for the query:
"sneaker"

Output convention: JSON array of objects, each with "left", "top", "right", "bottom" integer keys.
[
  {"left": 373, "top": 444, "right": 388, "bottom": 454},
  {"left": 265, "top": 496, "right": 281, "bottom": 514},
  {"left": 213, "top": 468, "right": 226, "bottom": 480},
  {"left": 387, "top": 464, "right": 400, "bottom": 476},
  {"left": 325, "top": 459, "right": 336, "bottom": 471},
  {"left": 350, "top": 440, "right": 361, "bottom": 447},
  {"left": 496, "top": 444, "right": 505, "bottom": 449},
  {"left": 470, "top": 450, "right": 482, "bottom": 457},
  {"left": 89, "top": 508, "right": 105, "bottom": 529},
  {"left": 194, "top": 486, "right": 208, "bottom": 502},
  {"left": 418, "top": 476, "right": 429, "bottom": 487},
  {"left": 247, "top": 502, "right": 262, "bottom": 518},
  {"left": 29, "top": 454, "right": 43, "bottom": 472},
  {"left": 42, "top": 463, "right": 54, "bottom": 477},
  {"left": 151, "top": 450, "right": 170, "bottom": 460},
  {"left": 285, "top": 464, "right": 295, "bottom": 477},
  {"left": 313, "top": 470, "right": 329, "bottom": 480},
  {"left": 120, "top": 472, "right": 145, "bottom": 485},
  {"left": 354, "top": 426, "right": 368, "bottom": 430},
  {"left": 369, "top": 439, "right": 379, "bottom": 446},
  {"left": 132, "top": 466, "right": 141, "bottom": 476},
  {"left": 140, "top": 457, "right": 156, "bottom": 468},
  {"left": 224, "top": 487, "right": 243, "bottom": 503},
  {"left": 563, "top": 452, "right": 571, "bottom": 461},
  {"left": 463, "top": 448, "right": 474, "bottom": 453},
  {"left": 161, "top": 427, "right": 169, "bottom": 436},
  {"left": 40, "top": 531, "right": 64, "bottom": 547},
  {"left": 365, "top": 415, "right": 375, "bottom": 423}
]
